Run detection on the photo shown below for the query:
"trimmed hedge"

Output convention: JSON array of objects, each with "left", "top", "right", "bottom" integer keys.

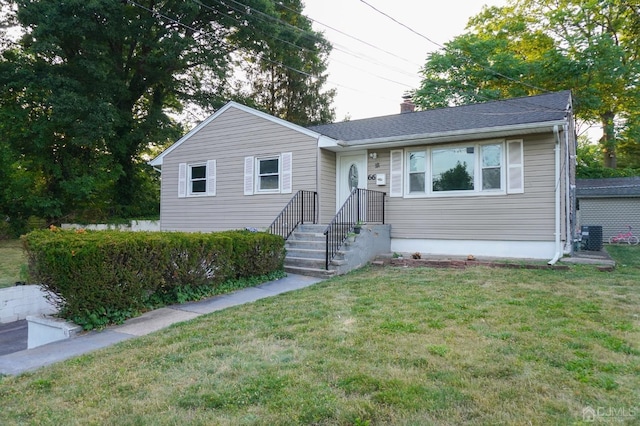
[{"left": 23, "top": 228, "right": 285, "bottom": 329}]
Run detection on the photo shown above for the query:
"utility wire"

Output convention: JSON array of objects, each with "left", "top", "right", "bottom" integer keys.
[
  {"left": 124, "top": 0, "right": 404, "bottom": 103},
  {"left": 272, "top": 0, "right": 423, "bottom": 69},
  {"left": 199, "top": 0, "right": 420, "bottom": 83},
  {"left": 260, "top": 0, "right": 567, "bottom": 114},
  {"left": 357, "top": 0, "right": 565, "bottom": 111},
  {"left": 125, "top": 0, "right": 567, "bottom": 115},
  {"left": 194, "top": 0, "right": 416, "bottom": 87}
]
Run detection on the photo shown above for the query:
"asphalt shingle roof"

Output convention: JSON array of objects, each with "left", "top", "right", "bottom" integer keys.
[
  {"left": 576, "top": 177, "right": 640, "bottom": 198},
  {"left": 309, "top": 91, "right": 572, "bottom": 141}
]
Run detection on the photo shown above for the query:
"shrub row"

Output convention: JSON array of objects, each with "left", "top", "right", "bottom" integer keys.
[{"left": 22, "top": 228, "right": 285, "bottom": 329}]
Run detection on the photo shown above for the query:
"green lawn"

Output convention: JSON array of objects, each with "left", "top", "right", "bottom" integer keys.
[
  {"left": 0, "top": 240, "right": 26, "bottom": 288},
  {"left": 0, "top": 247, "right": 639, "bottom": 425}
]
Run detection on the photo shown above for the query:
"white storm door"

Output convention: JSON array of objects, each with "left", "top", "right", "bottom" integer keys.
[{"left": 337, "top": 152, "right": 367, "bottom": 212}]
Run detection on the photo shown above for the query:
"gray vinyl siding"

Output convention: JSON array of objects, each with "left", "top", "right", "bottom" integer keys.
[
  {"left": 379, "top": 134, "right": 557, "bottom": 241},
  {"left": 367, "top": 150, "right": 390, "bottom": 192},
  {"left": 578, "top": 198, "right": 640, "bottom": 241},
  {"left": 160, "top": 107, "right": 318, "bottom": 232},
  {"left": 319, "top": 149, "right": 336, "bottom": 222}
]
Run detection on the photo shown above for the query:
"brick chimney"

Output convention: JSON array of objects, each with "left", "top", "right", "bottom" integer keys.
[{"left": 400, "top": 96, "right": 415, "bottom": 113}]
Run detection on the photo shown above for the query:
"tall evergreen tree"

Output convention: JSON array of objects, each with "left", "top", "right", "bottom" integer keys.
[{"left": 237, "top": 0, "right": 335, "bottom": 126}]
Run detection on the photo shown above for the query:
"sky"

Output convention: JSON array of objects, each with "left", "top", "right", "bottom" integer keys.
[{"left": 302, "top": 0, "right": 508, "bottom": 121}]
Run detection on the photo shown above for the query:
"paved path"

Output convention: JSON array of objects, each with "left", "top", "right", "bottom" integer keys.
[
  {"left": 0, "top": 274, "right": 323, "bottom": 376},
  {"left": 0, "top": 320, "right": 27, "bottom": 356}
]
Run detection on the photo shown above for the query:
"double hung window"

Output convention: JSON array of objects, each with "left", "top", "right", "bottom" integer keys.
[
  {"left": 178, "top": 160, "right": 216, "bottom": 198},
  {"left": 189, "top": 164, "right": 207, "bottom": 194},
  {"left": 257, "top": 157, "right": 280, "bottom": 192},
  {"left": 244, "top": 152, "right": 292, "bottom": 195},
  {"left": 481, "top": 144, "right": 502, "bottom": 190},
  {"left": 408, "top": 151, "right": 427, "bottom": 193}
]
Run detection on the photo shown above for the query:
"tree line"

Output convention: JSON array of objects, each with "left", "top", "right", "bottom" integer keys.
[
  {"left": 0, "top": 0, "right": 334, "bottom": 236},
  {"left": 413, "top": 0, "right": 640, "bottom": 177},
  {"left": 2, "top": 0, "right": 638, "bottom": 237}
]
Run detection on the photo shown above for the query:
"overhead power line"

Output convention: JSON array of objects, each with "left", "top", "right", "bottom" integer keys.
[
  {"left": 124, "top": 0, "right": 408, "bottom": 105},
  {"left": 199, "top": 0, "right": 421, "bottom": 82},
  {"left": 125, "top": 0, "right": 566, "bottom": 115},
  {"left": 272, "top": 0, "right": 423, "bottom": 69},
  {"left": 249, "top": 0, "right": 566, "bottom": 114},
  {"left": 193, "top": 0, "right": 416, "bottom": 87},
  {"left": 357, "top": 0, "right": 558, "bottom": 102}
]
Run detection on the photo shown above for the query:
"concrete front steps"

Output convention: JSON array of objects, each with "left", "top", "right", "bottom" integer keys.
[
  {"left": 284, "top": 224, "right": 339, "bottom": 278},
  {"left": 284, "top": 223, "right": 392, "bottom": 278}
]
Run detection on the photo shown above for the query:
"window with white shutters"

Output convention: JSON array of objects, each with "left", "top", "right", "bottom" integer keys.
[{"left": 178, "top": 161, "right": 216, "bottom": 197}]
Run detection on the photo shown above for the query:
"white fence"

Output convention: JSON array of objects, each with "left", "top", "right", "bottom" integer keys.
[{"left": 61, "top": 220, "right": 160, "bottom": 232}]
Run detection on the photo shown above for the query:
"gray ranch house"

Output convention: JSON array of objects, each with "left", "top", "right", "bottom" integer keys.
[{"left": 150, "top": 91, "right": 576, "bottom": 274}]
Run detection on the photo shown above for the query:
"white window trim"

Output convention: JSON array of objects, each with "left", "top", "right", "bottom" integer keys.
[
  {"left": 188, "top": 163, "right": 208, "bottom": 196},
  {"left": 479, "top": 143, "right": 504, "bottom": 192},
  {"left": 255, "top": 156, "right": 281, "bottom": 194},
  {"left": 244, "top": 152, "right": 292, "bottom": 195},
  {"left": 401, "top": 141, "right": 512, "bottom": 198},
  {"left": 178, "top": 160, "right": 216, "bottom": 198},
  {"left": 405, "top": 150, "right": 428, "bottom": 197}
]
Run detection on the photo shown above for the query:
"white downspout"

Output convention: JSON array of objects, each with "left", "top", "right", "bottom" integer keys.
[
  {"left": 564, "top": 123, "right": 572, "bottom": 254},
  {"left": 548, "top": 125, "right": 562, "bottom": 265}
]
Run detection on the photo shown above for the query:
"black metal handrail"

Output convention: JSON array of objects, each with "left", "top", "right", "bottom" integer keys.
[
  {"left": 323, "top": 188, "right": 386, "bottom": 269},
  {"left": 268, "top": 190, "right": 318, "bottom": 240}
]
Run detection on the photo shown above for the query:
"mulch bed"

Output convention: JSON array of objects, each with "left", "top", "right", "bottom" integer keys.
[{"left": 372, "top": 257, "right": 571, "bottom": 271}]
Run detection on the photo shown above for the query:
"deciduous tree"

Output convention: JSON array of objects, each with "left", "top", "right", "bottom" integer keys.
[
  {"left": 0, "top": 0, "right": 334, "bottom": 224},
  {"left": 414, "top": 0, "right": 640, "bottom": 170}
]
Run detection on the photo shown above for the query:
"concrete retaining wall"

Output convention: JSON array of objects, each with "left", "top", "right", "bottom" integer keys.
[
  {"left": 334, "top": 225, "right": 391, "bottom": 275},
  {"left": 0, "top": 285, "right": 58, "bottom": 324},
  {"left": 27, "top": 315, "right": 81, "bottom": 349}
]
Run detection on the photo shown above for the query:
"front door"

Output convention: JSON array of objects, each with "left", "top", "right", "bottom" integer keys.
[{"left": 337, "top": 152, "right": 367, "bottom": 211}]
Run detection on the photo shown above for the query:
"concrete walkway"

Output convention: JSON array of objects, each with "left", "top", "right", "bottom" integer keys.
[
  {"left": 0, "top": 320, "right": 27, "bottom": 356},
  {"left": 0, "top": 274, "right": 324, "bottom": 376}
]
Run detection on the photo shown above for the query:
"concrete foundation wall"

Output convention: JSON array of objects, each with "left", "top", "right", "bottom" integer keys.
[
  {"left": 0, "top": 285, "right": 58, "bottom": 324},
  {"left": 335, "top": 225, "right": 391, "bottom": 275}
]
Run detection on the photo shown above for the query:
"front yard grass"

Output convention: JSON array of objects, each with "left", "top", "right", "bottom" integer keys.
[
  {"left": 0, "top": 247, "right": 639, "bottom": 425},
  {"left": 0, "top": 239, "right": 26, "bottom": 289}
]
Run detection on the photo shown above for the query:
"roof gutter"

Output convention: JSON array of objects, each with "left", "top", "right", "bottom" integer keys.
[
  {"left": 548, "top": 124, "right": 563, "bottom": 265},
  {"left": 335, "top": 120, "right": 567, "bottom": 151}
]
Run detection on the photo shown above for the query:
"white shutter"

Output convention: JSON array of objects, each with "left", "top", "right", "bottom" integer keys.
[
  {"left": 244, "top": 156, "right": 254, "bottom": 195},
  {"left": 178, "top": 163, "right": 187, "bottom": 198},
  {"left": 280, "top": 152, "right": 292, "bottom": 194},
  {"left": 389, "top": 149, "right": 404, "bottom": 197},
  {"left": 507, "top": 140, "right": 524, "bottom": 194},
  {"left": 206, "top": 160, "right": 216, "bottom": 196}
]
